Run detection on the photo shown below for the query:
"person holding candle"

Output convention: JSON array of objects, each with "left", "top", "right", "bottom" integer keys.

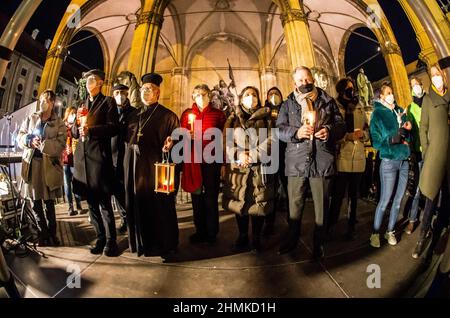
[
  {"left": 124, "top": 72, "right": 180, "bottom": 259},
  {"left": 180, "top": 84, "right": 226, "bottom": 244},
  {"left": 222, "top": 86, "right": 276, "bottom": 253},
  {"left": 369, "top": 83, "right": 412, "bottom": 248},
  {"left": 276, "top": 66, "right": 346, "bottom": 258},
  {"left": 71, "top": 69, "right": 120, "bottom": 257},
  {"left": 18, "top": 89, "right": 66, "bottom": 246},
  {"left": 328, "top": 77, "right": 369, "bottom": 241}
]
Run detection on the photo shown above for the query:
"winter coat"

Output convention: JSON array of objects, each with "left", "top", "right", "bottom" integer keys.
[
  {"left": 276, "top": 88, "right": 346, "bottom": 177},
  {"left": 336, "top": 99, "right": 369, "bottom": 173},
  {"left": 419, "top": 87, "right": 450, "bottom": 201},
  {"left": 222, "top": 105, "right": 275, "bottom": 216},
  {"left": 18, "top": 111, "right": 66, "bottom": 193},
  {"left": 369, "top": 100, "right": 410, "bottom": 161}
]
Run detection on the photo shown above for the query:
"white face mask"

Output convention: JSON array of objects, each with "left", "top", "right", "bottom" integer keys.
[
  {"left": 68, "top": 113, "right": 76, "bottom": 124},
  {"left": 432, "top": 75, "right": 444, "bottom": 90},
  {"left": 115, "top": 94, "right": 126, "bottom": 106},
  {"left": 40, "top": 100, "right": 50, "bottom": 112},
  {"left": 270, "top": 94, "right": 281, "bottom": 106},
  {"left": 412, "top": 85, "right": 423, "bottom": 97},
  {"left": 242, "top": 95, "right": 255, "bottom": 109},
  {"left": 195, "top": 95, "right": 209, "bottom": 110},
  {"left": 385, "top": 94, "right": 395, "bottom": 105}
]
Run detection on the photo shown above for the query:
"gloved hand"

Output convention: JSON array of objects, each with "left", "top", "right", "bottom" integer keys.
[{"left": 390, "top": 134, "right": 403, "bottom": 145}]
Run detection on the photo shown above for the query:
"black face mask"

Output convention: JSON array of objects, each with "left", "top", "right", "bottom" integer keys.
[
  {"left": 344, "top": 88, "right": 354, "bottom": 99},
  {"left": 298, "top": 83, "right": 314, "bottom": 94}
]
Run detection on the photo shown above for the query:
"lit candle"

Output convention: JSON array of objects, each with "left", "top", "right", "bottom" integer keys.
[
  {"left": 188, "top": 113, "right": 196, "bottom": 132},
  {"left": 306, "top": 110, "right": 316, "bottom": 140}
]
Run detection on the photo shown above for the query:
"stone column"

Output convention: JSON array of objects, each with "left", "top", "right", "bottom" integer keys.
[
  {"left": 260, "top": 67, "right": 278, "bottom": 100},
  {"left": 170, "top": 67, "right": 188, "bottom": 117}
]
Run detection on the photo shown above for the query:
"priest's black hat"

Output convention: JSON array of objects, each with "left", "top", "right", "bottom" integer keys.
[
  {"left": 112, "top": 84, "right": 129, "bottom": 91},
  {"left": 83, "top": 69, "right": 105, "bottom": 80},
  {"left": 141, "top": 73, "right": 163, "bottom": 87}
]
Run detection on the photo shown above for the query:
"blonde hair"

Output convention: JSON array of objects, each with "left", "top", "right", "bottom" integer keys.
[{"left": 430, "top": 63, "right": 448, "bottom": 89}]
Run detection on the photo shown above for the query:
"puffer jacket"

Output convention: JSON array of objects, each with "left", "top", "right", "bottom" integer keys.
[
  {"left": 336, "top": 99, "right": 369, "bottom": 173},
  {"left": 276, "top": 88, "right": 346, "bottom": 177},
  {"left": 222, "top": 105, "right": 275, "bottom": 216}
]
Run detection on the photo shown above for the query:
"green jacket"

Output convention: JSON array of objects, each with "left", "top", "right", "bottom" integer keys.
[
  {"left": 370, "top": 100, "right": 410, "bottom": 161},
  {"left": 407, "top": 96, "right": 423, "bottom": 153},
  {"left": 419, "top": 87, "right": 450, "bottom": 201}
]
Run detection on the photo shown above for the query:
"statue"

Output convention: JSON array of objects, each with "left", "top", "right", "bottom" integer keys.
[
  {"left": 114, "top": 71, "right": 142, "bottom": 108},
  {"left": 210, "top": 80, "right": 236, "bottom": 117},
  {"left": 357, "top": 68, "right": 374, "bottom": 108},
  {"left": 312, "top": 69, "right": 329, "bottom": 91},
  {"left": 74, "top": 76, "right": 87, "bottom": 106}
]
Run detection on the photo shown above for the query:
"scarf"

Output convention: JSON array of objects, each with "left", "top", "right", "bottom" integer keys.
[{"left": 294, "top": 86, "right": 319, "bottom": 122}]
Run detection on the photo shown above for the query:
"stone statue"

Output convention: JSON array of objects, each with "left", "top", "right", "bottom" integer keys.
[
  {"left": 357, "top": 68, "right": 374, "bottom": 108},
  {"left": 114, "top": 71, "right": 142, "bottom": 108},
  {"left": 74, "top": 76, "right": 87, "bottom": 106},
  {"left": 210, "top": 80, "right": 235, "bottom": 117}
]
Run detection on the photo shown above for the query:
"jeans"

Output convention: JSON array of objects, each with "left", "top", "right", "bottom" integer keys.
[
  {"left": 373, "top": 159, "right": 409, "bottom": 233},
  {"left": 63, "top": 165, "right": 81, "bottom": 208}
]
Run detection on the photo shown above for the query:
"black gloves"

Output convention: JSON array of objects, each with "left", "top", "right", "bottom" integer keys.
[{"left": 389, "top": 128, "right": 409, "bottom": 145}]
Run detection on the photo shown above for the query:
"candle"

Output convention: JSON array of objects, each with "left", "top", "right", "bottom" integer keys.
[
  {"left": 305, "top": 110, "right": 316, "bottom": 140},
  {"left": 188, "top": 113, "right": 196, "bottom": 132}
]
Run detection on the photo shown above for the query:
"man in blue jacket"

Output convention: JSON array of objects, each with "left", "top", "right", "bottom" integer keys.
[{"left": 277, "top": 66, "right": 346, "bottom": 259}]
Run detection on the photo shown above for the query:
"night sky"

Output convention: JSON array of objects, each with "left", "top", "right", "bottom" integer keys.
[{"left": 2, "top": 0, "right": 421, "bottom": 82}]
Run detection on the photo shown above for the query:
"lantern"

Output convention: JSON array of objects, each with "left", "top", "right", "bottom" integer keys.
[{"left": 154, "top": 152, "right": 176, "bottom": 194}]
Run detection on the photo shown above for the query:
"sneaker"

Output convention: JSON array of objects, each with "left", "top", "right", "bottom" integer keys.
[
  {"left": 369, "top": 233, "right": 380, "bottom": 248},
  {"left": 405, "top": 221, "right": 415, "bottom": 235},
  {"left": 385, "top": 231, "right": 397, "bottom": 246}
]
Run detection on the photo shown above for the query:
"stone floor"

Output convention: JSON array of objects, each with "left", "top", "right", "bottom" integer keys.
[{"left": 0, "top": 196, "right": 445, "bottom": 298}]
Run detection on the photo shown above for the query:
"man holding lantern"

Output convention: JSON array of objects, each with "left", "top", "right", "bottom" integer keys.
[
  {"left": 123, "top": 72, "right": 180, "bottom": 258},
  {"left": 72, "top": 69, "right": 120, "bottom": 257},
  {"left": 276, "top": 66, "right": 346, "bottom": 259}
]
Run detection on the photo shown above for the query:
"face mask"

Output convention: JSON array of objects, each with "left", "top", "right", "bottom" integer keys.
[
  {"left": 86, "top": 79, "right": 98, "bottom": 92},
  {"left": 385, "top": 94, "right": 395, "bottom": 105},
  {"left": 412, "top": 85, "right": 423, "bottom": 97},
  {"left": 195, "top": 96, "right": 209, "bottom": 110},
  {"left": 40, "top": 101, "right": 50, "bottom": 112},
  {"left": 68, "top": 113, "right": 76, "bottom": 124},
  {"left": 432, "top": 75, "right": 444, "bottom": 90},
  {"left": 270, "top": 94, "right": 281, "bottom": 106},
  {"left": 242, "top": 95, "right": 255, "bottom": 109},
  {"left": 298, "top": 83, "right": 314, "bottom": 94},
  {"left": 115, "top": 94, "right": 126, "bottom": 106},
  {"left": 344, "top": 88, "right": 354, "bottom": 99}
]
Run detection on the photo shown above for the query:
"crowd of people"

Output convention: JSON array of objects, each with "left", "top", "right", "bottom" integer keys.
[{"left": 16, "top": 63, "right": 449, "bottom": 264}]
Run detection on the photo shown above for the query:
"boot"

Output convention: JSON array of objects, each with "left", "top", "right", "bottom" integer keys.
[
  {"left": 68, "top": 204, "right": 77, "bottom": 216},
  {"left": 313, "top": 227, "right": 325, "bottom": 260},
  {"left": 90, "top": 239, "right": 106, "bottom": 255},
  {"left": 278, "top": 219, "right": 301, "bottom": 254},
  {"left": 2, "top": 274, "right": 21, "bottom": 298},
  {"left": 103, "top": 240, "right": 119, "bottom": 257},
  {"left": 233, "top": 214, "right": 250, "bottom": 251},
  {"left": 251, "top": 216, "right": 264, "bottom": 253},
  {"left": 75, "top": 200, "right": 83, "bottom": 214}
]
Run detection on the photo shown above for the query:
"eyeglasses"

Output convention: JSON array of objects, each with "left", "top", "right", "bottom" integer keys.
[{"left": 140, "top": 87, "right": 157, "bottom": 93}]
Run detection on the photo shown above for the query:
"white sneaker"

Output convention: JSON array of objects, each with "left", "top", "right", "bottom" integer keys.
[{"left": 385, "top": 231, "right": 397, "bottom": 246}]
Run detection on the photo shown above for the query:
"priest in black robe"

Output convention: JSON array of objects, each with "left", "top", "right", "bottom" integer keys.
[{"left": 124, "top": 72, "right": 180, "bottom": 258}]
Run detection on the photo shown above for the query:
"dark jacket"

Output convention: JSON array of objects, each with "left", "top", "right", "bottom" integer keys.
[
  {"left": 222, "top": 105, "right": 275, "bottom": 216},
  {"left": 276, "top": 88, "right": 346, "bottom": 177},
  {"left": 369, "top": 100, "right": 410, "bottom": 161},
  {"left": 111, "top": 99, "right": 133, "bottom": 181},
  {"left": 72, "top": 93, "right": 119, "bottom": 197},
  {"left": 419, "top": 87, "right": 450, "bottom": 201}
]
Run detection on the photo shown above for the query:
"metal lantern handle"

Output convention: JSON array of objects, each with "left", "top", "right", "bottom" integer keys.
[{"left": 162, "top": 151, "right": 170, "bottom": 163}]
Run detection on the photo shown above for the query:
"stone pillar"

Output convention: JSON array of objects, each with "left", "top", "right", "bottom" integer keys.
[
  {"left": 170, "top": 67, "right": 188, "bottom": 117},
  {"left": 127, "top": 0, "right": 167, "bottom": 81},
  {"left": 260, "top": 67, "right": 277, "bottom": 100},
  {"left": 0, "top": 0, "right": 42, "bottom": 82},
  {"left": 279, "top": 0, "right": 316, "bottom": 69}
]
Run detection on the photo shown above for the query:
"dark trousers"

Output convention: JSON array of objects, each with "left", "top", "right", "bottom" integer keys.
[
  {"left": 288, "top": 176, "right": 331, "bottom": 246},
  {"left": 329, "top": 172, "right": 362, "bottom": 229},
  {"left": 87, "top": 192, "right": 117, "bottom": 242},
  {"left": 265, "top": 171, "right": 289, "bottom": 227},
  {"left": 236, "top": 214, "right": 264, "bottom": 239},
  {"left": 32, "top": 199, "right": 57, "bottom": 239},
  {"left": 191, "top": 163, "right": 221, "bottom": 239},
  {"left": 112, "top": 178, "right": 126, "bottom": 224}
]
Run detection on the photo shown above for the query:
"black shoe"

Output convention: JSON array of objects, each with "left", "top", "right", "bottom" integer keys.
[
  {"left": 251, "top": 237, "right": 262, "bottom": 253},
  {"left": 2, "top": 274, "right": 21, "bottom": 298},
  {"left": 232, "top": 234, "right": 249, "bottom": 252},
  {"left": 118, "top": 222, "right": 127, "bottom": 234},
  {"left": 189, "top": 232, "right": 207, "bottom": 244},
  {"left": 90, "top": 240, "right": 106, "bottom": 255},
  {"left": 278, "top": 239, "right": 298, "bottom": 255},
  {"left": 50, "top": 236, "right": 60, "bottom": 247},
  {"left": 313, "top": 245, "right": 324, "bottom": 260},
  {"left": 68, "top": 206, "right": 77, "bottom": 216},
  {"left": 103, "top": 241, "right": 119, "bottom": 257}
]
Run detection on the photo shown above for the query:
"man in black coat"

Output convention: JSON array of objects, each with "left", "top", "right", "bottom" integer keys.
[
  {"left": 72, "top": 69, "right": 120, "bottom": 257},
  {"left": 111, "top": 84, "right": 133, "bottom": 234},
  {"left": 277, "top": 66, "right": 346, "bottom": 258}
]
